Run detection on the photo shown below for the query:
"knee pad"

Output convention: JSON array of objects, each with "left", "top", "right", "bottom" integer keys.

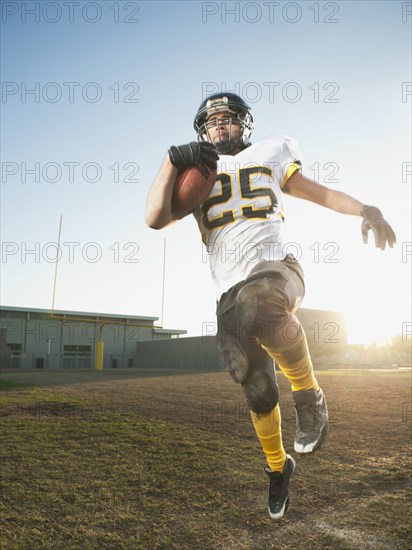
[
  {"left": 217, "top": 317, "right": 272, "bottom": 384},
  {"left": 216, "top": 333, "right": 249, "bottom": 384},
  {"left": 242, "top": 366, "right": 280, "bottom": 414}
]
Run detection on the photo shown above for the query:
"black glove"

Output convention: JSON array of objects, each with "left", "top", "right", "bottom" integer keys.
[
  {"left": 361, "top": 205, "right": 396, "bottom": 250},
  {"left": 168, "top": 141, "right": 218, "bottom": 177}
]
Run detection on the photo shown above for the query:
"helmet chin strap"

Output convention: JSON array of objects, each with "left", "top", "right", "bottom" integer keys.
[{"left": 213, "top": 138, "right": 246, "bottom": 155}]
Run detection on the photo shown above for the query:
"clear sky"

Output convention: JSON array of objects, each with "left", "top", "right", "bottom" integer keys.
[{"left": 1, "top": 0, "right": 411, "bottom": 344}]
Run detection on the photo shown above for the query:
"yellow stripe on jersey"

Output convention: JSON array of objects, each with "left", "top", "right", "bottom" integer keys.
[{"left": 280, "top": 162, "right": 301, "bottom": 190}]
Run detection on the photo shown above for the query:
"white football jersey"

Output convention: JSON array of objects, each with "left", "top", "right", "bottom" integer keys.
[{"left": 192, "top": 134, "right": 302, "bottom": 299}]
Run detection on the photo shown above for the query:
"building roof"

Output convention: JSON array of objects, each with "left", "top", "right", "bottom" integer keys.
[
  {"left": 154, "top": 328, "right": 187, "bottom": 335},
  {"left": 0, "top": 305, "right": 189, "bottom": 336},
  {"left": 0, "top": 305, "right": 158, "bottom": 322}
]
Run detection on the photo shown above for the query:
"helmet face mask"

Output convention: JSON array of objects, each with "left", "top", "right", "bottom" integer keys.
[
  {"left": 194, "top": 93, "right": 254, "bottom": 155},
  {"left": 203, "top": 116, "right": 240, "bottom": 151}
]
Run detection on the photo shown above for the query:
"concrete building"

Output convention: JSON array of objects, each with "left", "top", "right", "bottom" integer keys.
[{"left": 0, "top": 306, "right": 186, "bottom": 369}]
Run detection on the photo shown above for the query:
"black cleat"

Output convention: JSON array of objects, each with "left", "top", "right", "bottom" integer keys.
[
  {"left": 293, "top": 388, "right": 328, "bottom": 454},
  {"left": 265, "top": 454, "right": 296, "bottom": 519}
]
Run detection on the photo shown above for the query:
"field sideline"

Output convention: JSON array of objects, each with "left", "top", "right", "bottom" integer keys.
[{"left": 1, "top": 368, "right": 411, "bottom": 549}]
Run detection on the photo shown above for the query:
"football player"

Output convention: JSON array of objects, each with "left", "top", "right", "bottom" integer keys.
[{"left": 145, "top": 93, "right": 396, "bottom": 520}]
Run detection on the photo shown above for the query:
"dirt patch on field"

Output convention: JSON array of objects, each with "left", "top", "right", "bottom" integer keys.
[{"left": 1, "top": 368, "right": 411, "bottom": 549}]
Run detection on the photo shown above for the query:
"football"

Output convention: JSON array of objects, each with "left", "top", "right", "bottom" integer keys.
[{"left": 172, "top": 166, "right": 217, "bottom": 217}]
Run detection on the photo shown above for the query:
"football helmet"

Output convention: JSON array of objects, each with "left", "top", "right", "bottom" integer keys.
[{"left": 194, "top": 93, "right": 254, "bottom": 155}]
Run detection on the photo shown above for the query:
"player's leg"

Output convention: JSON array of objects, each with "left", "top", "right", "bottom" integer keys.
[
  {"left": 242, "top": 358, "right": 296, "bottom": 520},
  {"left": 242, "top": 346, "right": 286, "bottom": 473},
  {"left": 216, "top": 308, "right": 286, "bottom": 471},
  {"left": 236, "top": 257, "right": 328, "bottom": 454},
  {"left": 216, "top": 308, "right": 294, "bottom": 519}
]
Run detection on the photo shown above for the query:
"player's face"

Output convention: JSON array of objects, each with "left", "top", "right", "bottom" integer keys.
[{"left": 204, "top": 112, "right": 241, "bottom": 145}]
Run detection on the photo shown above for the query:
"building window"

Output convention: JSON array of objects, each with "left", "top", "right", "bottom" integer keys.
[
  {"left": 78, "top": 345, "right": 91, "bottom": 353},
  {"left": 64, "top": 345, "right": 77, "bottom": 353},
  {"left": 9, "top": 343, "right": 22, "bottom": 354},
  {"left": 64, "top": 345, "right": 91, "bottom": 355},
  {"left": 127, "top": 358, "right": 134, "bottom": 368}
]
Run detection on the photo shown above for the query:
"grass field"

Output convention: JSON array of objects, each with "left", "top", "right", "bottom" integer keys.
[{"left": 0, "top": 368, "right": 411, "bottom": 550}]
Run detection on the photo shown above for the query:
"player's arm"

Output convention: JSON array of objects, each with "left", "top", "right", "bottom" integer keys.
[
  {"left": 283, "top": 171, "right": 364, "bottom": 214},
  {"left": 283, "top": 171, "right": 396, "bottom": 250},
  {"left": 146, "top": 142, "right": 219, "bottom": 230},
  {"left": 145, "top": 155, "right": 180, "bottom": 230}
]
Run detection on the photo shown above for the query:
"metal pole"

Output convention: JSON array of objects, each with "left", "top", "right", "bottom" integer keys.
[
  {"left": 51, "top": 215, "right": 63, "bottom": 317},
  {"left": 161, "top": 238, "right": 166, "bottom": 328}
]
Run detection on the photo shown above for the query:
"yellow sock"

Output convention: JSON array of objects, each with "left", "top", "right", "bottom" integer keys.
[
  {"left": 250, "top": 404, "right": 286, "bottom": 472},
  {"left": 263, "top": 322, "right": 319, "bottom": 392}
]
